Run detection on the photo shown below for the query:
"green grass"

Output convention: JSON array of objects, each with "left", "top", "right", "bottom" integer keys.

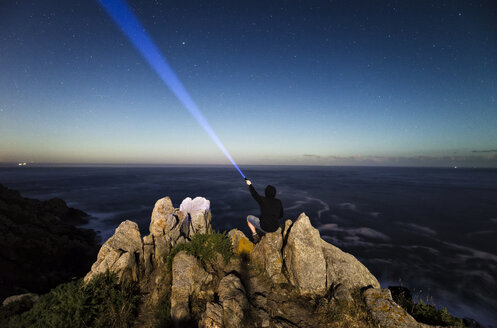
[
  {"left": 166, "top": 232, "right": 232, "bottom": 271},
  {"left": 2, "top": 272, "right": 141, "bottom": 328}
]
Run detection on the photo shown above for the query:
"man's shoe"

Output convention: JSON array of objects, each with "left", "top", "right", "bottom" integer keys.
[{"left": 252, "top": 232, "right": 260, "bottom": 244}]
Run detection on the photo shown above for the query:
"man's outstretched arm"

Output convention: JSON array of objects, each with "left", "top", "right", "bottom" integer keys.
[{"left": 246, "top": 179, "right": 262, "bottom": 204}]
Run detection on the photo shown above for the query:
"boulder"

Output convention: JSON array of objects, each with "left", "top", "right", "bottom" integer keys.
[
  {"left": 228, "top": 229, "right": 254, "bottom": 256},
  {"left": 283, "top": 213, "right": 327, "bottom": 295},
  {"left": 84, "top": 220, "right": 142, "bottom": 283},
  {"left": 321, "top": 239, "right": 380, "bottom": 291},
  {"left": 2, "top": 293, "right": 39, "bottom": 306},
  {"left": 364, "top": 288, "right": 423, "bottom": 328},
  {"left": 218, "top": 273, "right": 249, "bottom": 328},
  {"left": 170, "top": 251, "right": 212, "bottom": 322},
  {"left": 251, "top": 228, "right": 287, "bottom": 284}
]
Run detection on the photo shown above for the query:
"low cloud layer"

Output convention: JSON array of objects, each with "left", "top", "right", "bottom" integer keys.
[
  {"left": 472, "top": 149, "right": 497, "bottom": 153},
  {"left": 300, "top": 153, "right": 497, "bottom": 167}
]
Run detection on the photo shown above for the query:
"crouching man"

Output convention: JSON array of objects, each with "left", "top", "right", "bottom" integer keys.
[{"left": 245, "top": 179, "right": 283, "bottom": 243}]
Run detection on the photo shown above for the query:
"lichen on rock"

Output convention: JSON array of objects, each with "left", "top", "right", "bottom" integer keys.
[{"left": 228, "top": 229, "right": 254, "bottom": 256}]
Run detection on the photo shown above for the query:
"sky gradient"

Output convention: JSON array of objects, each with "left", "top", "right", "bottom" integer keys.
[{"left": 1, "top": 0, "right": 496, "bottom": 167}]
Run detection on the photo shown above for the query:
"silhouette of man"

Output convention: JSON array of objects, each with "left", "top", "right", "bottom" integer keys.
[{"left": 245, "top": 179, "right": 283, "bottom": 243}]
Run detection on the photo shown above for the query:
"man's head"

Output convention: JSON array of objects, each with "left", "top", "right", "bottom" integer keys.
[{"left": 265, "top": 185, "right": 277, "bottom": 198}]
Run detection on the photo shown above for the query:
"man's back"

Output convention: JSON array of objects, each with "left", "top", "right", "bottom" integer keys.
[{"left": 249, "top": 184, "right": 283, "bottom": 232}]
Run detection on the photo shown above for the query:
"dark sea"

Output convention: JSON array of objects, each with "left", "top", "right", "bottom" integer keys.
[{"left": 1, "top": 165, "right": 496, "bottom": 327}]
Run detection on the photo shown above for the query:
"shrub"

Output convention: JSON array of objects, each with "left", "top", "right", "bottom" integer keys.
[
  {"left": 166, "top": 232, "right": 232, "bottom": 271},
  {"left": 410, "top": 300, "right": 466, "bottom": 327},
  {"left": 4, "top": 272, "right": 140, "bottom": 328}
]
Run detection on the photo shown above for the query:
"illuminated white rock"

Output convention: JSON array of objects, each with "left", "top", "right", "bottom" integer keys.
[{"left": 179, "top": 196, "right": 210, "bottom": 213}]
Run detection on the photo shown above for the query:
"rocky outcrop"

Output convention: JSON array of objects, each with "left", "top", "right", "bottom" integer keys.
[
  {"left": 0, "top": 184, "right": 98, "bottom": 302},
  {"left": 84, "top": 220, "right": 143, "bottom": 283},
  {"left": 80, "top": 195, "right": 458, "bottom": 328},
  {"left": 144, "top": 196, "right": 212, "bottom": 268},
  {"left": 283, "top": 213, "right": 327, "bottom": 295}
]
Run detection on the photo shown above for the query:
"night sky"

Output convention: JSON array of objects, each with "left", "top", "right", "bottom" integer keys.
[{"left": 1, "top": 0, "right": 496, "bottom": 167}]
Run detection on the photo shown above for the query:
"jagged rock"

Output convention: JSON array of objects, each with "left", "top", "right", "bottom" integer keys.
[
  {"left": 218, "top": 274, "right": 249, "bottom": 328},
  {"left": 2, "top": 293, "right": 39, "bottom": 306},
  {"left": 364, "top": 288, "right": 423, "bottom": 328},
  {"left": 145, "top": 196, "right": 213, "bottom": 268},
  {"left": 84, "top": 220, "right": 143, "bottom": 283},
  {"left": 228, "top": 229, "right": 254, "bottom": 256},
  {"left": 147, "top": 197, "right": 177, "bottom": 263},
  {"left": 283, "top": 213, "right": 327, "bottom": 295},
  {"left": 251, "top": 228, "right": 287, "bottom": 284},
  {"left": 150, "top": 197, "right": 176, "bottom": 235},
  {"left": 199, "top": 302, "right": 224, "bottom": 328},
  {"left": 321, "top": 239, "right": 380, "bottom": 291},
  {"left": 170, "top": 251, "right": 212, "bottom": 322},
  {"left": 180, "top": 197, "right": 212, "bottom": 237}
]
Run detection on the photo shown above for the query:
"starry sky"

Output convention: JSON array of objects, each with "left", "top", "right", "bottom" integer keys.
[{"left": 1, "top": 0, "right": 496, "bottom": 167}]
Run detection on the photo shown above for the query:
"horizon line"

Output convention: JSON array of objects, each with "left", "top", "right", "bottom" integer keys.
[{"left": 0, "top": 162, "right": 495, "bottom": 169}]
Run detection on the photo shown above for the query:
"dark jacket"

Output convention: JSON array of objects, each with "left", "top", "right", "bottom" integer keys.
[{"left": 249, "top": 185, "right": 283, "bottom": 232}]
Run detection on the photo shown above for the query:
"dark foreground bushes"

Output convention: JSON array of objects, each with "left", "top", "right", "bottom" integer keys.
[{"left": 1, "top": 272, "right": 140, "bottom": 328}]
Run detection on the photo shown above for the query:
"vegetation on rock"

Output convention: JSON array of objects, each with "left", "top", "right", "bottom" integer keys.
[
  {"left": 166, "top": 232, "right": 232, "bottom": 271},
  {"left": 1, "top": 272, "right": 140, "bottom": 328},
  {"left": 410, "top": 301, "right": 467, "bottom": 327}
]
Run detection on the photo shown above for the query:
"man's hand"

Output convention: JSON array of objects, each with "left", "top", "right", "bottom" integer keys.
[{"left": 245, "top": 179, "right": 252, "bottom": 186}]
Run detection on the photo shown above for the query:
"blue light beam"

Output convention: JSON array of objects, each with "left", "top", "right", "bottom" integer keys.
[{"left": 98, "top": 0, "right": 245, "bottom": 178}]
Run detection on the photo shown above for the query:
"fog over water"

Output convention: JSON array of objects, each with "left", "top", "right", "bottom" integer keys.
[{"left": 1, "top": 166, "right": 496, "bottom": 326}]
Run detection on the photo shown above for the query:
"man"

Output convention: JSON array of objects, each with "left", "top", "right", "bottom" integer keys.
[{"left": 245, "top": 179, "right": 284, "bottom": 243}]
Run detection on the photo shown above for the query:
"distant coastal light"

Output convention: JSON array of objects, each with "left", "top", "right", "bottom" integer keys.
[{"left": 18, "top": 162, "right": 27, "bottom": 166}]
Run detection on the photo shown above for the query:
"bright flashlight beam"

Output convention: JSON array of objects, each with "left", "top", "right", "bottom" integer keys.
[{"left": 98, "top": 0, "right": 245, "bottom": 179}]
